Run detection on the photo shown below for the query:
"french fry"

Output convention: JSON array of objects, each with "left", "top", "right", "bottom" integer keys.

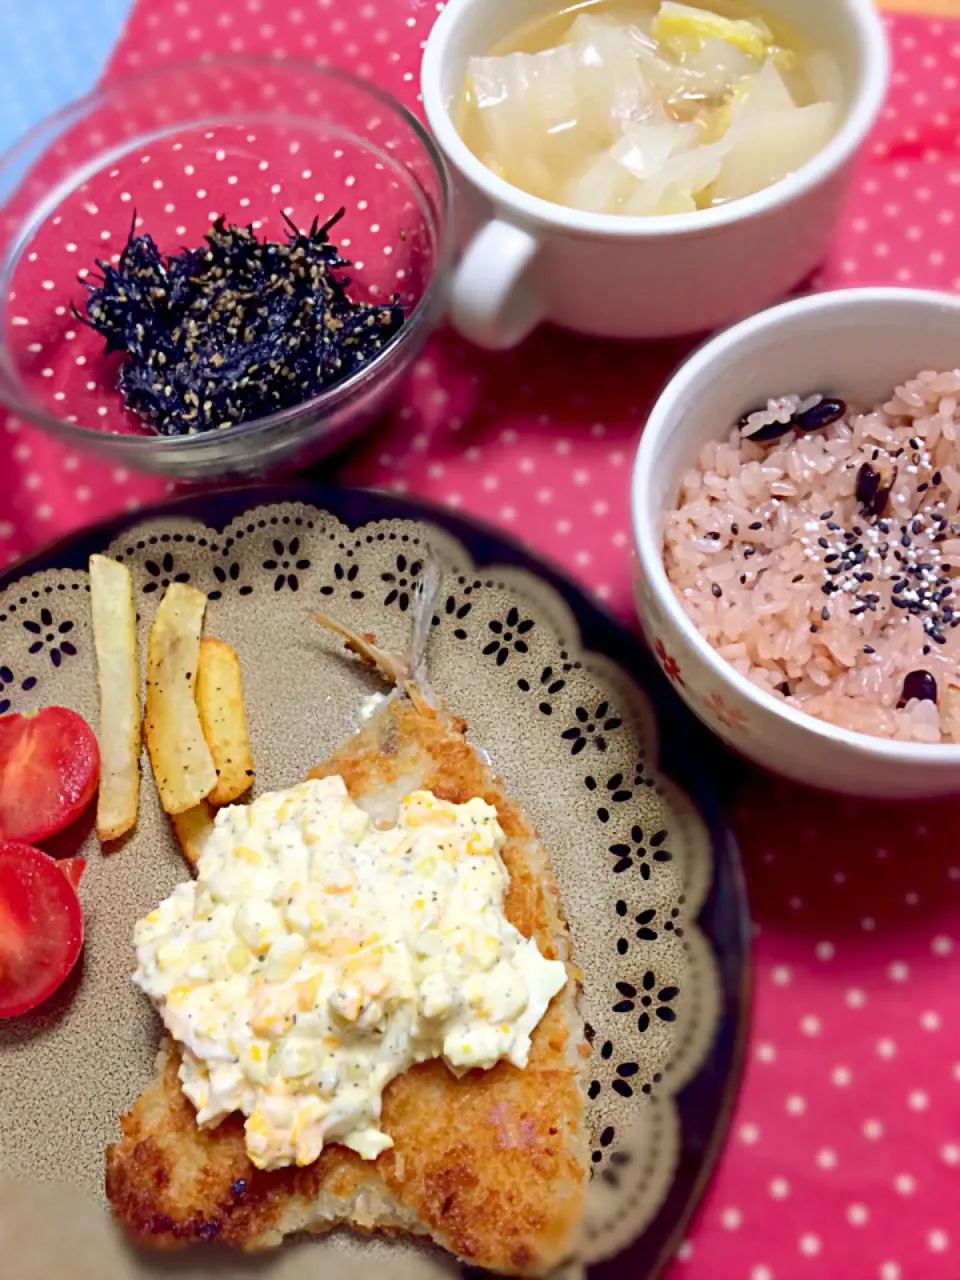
[
  {"left": 196, "top": 637, "right": 254, "bottom": 806},
  {"left": 170, "top": 800, "right": 216, "bottom": 868},
  {"left": 144, "top": 583, "right": 218, "bottom": 815},
  {"left": 89, "top": 555, "right": 140, "bottom": 843}
]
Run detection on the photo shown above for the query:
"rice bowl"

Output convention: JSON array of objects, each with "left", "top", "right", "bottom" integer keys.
[{"left": 632, "top": 288, "right": 960, "bottom": 798}]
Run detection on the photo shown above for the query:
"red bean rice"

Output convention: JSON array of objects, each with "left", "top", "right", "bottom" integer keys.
[{"left": 663, "top": 370, "right": 960, "bottom": 743}]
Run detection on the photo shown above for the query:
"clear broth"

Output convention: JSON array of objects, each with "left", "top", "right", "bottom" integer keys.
[{"left": 458, "top": 0, "right": 826, "bottom": 213}]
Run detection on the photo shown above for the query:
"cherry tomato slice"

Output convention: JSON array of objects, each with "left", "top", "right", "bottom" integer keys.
[
  {"left": 0, "top": 842, "right": 84, "bottom": 1018},
  {"left": 59, "top": 858, "right": 86, "bottom": 892},
  {"left": 0, "top": 707, "right": 100, "bottom": 844}
]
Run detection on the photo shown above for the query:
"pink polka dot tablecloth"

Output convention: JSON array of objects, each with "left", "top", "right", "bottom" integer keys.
[{"left": 2, "top": 4, "right": 959, "bottom": 1278}]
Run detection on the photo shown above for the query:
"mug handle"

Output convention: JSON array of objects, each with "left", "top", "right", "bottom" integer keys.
[{"left": 448, "top": 217, "right": 543, "bottom": 350}]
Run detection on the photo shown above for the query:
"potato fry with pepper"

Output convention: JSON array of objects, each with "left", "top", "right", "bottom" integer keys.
[{"left": 195, "top": 637, "right": 254, "bottom": 807}]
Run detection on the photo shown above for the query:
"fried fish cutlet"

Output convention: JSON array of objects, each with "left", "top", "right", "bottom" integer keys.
[{"left": 106, "top": 585, "right": 590, "bottom": 1276}]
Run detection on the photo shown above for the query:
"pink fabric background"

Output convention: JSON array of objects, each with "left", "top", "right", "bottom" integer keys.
[{"left": 1, "top": 4, "right": 958, "bottom": 1277}]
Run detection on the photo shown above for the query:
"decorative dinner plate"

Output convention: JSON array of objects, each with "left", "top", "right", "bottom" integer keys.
[{"left": 0, "top": 483, "right": 748, "bottom": 1280}]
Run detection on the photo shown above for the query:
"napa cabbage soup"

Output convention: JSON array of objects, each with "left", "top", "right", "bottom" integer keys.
[{"left": 458, "top": 0, "right": 843, "bottom": 215}]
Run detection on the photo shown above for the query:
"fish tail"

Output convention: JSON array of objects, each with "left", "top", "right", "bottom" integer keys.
[{"left": 308, "top": 552, "right": 442, "bottom": 711}]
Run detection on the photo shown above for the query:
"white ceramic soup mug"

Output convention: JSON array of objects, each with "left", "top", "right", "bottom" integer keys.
[{"left": 421, "top": 0, "right": 889, "bottom": 351}]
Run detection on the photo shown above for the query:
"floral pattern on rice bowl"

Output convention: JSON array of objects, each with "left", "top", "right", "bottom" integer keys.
[
  {"left": 663, "top": 371, "right": 960, "bottom": 745},
  {"left": 654, "top": 638, "right": 684, "bottom": 686},
  {"left": 703, "top": 691, "right": 750, "bottom": 735}
]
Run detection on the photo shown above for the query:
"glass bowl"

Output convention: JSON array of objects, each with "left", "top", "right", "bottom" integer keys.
[{"left": 0, "top": 58, "right": 451, "bottom": 481}]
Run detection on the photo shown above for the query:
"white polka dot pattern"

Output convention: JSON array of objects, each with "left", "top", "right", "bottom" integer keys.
[{"left": 0, "top": 6, "right": 959, "bottom": 1280}]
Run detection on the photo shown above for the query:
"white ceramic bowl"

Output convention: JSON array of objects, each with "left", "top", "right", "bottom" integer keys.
[
  {"left": 422, "top": 0, "right": 889, "bottom": 350},
  {"left": 632, "top": 288, "right": 960, "bottom": 799}
]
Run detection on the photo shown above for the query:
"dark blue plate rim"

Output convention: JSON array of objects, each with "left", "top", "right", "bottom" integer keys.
[{"left": 0, "top": 481, "right": 751, "bottom": 1279}]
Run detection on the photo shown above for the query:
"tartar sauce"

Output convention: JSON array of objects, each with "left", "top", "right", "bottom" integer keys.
[{"left": 133, "top": 777, "right": 567, "bottom": 1170}]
